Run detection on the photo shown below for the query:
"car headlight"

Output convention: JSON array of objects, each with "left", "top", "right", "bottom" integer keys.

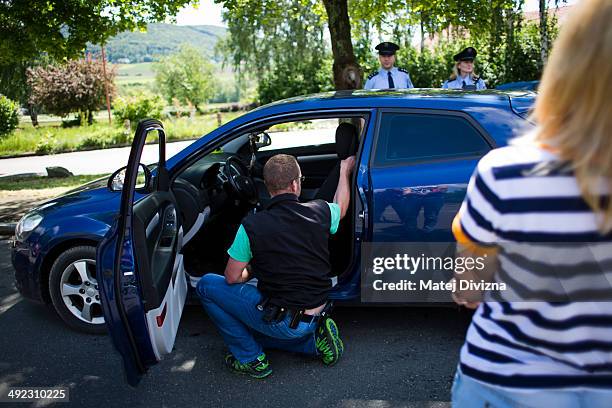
[{"left": 15, "top": 212, "right": 43, "bottom": 241}]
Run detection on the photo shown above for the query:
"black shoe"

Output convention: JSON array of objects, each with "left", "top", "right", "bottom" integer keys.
[
  {"left": 315, "top": 317, "right": 344, "bottom": 366},
  {"left": 224, "top": 353, "right": 272, "bottom": 379}
]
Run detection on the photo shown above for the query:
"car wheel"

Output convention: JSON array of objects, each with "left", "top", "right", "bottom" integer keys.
[{"left": 48, "top": 246, "right": 106, "bottom": 334}]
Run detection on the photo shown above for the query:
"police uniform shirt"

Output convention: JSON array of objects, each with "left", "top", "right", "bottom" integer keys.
[
  {"left": 442, "top": 75, "right": 486, "bottom": 90},
  {"left": 364, "top": 67, "right": 414, "bottom": 90}
]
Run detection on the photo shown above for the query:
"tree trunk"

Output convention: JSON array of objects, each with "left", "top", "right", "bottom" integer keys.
[
  {"left": 420, "top": 12, "right": 425, "bottom": 54},
  {"left": 28, "top": 103, "right": 38, "bottom": 127},
  {"left": 322, "top": 0, "right": 361, "bottom": 90},
  {"left": 539, "top": 0, "right": 548, "bottom": 68}
]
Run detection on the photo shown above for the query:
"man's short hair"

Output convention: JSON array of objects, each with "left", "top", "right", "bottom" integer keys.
[{"left": 263, "top": 154, "right": 300, "bottom": 194}]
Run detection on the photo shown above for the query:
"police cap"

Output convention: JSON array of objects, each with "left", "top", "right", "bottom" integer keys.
[
  {"left": 375, "top": 42, "right": 400, "bottom": 56},
  {"left": 453, "top": 47, "right": 477, "bottom": 62}
]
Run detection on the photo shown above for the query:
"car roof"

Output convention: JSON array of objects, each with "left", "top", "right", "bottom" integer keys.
[{"left": 250, "top": 89, "right": 536, "bottom": 113}]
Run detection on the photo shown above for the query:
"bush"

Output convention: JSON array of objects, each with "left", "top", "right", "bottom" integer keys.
[
  {"left": 79, "top": 127, "right": 128, "bottom": 150},
  {"left": 35, "top": 132, "right": 58, "bottom": 154},
  {"left": 113, "top": 91, "right": 165, "bottom": 125},
  {"left": 0, "top": 94, "right": 19, "bottom": 138}
]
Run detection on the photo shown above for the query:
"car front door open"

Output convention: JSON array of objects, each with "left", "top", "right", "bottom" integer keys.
[{"left": 97, "top": 119, "right": 188, "bottom": 386}]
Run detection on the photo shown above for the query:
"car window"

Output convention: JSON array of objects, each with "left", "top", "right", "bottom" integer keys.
[
  {"left": 259, "top": 118, "right": 364, "bottom": 151},
  {"left": 373, "top": 113, "right": 490, "bottom": 166}
]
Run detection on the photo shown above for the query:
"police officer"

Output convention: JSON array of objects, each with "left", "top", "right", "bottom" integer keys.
[
  {"left": 196, "top": 152, "right": 355, "bottom": 378},
  {"left": 364, "top": 42, "right": 414, "bottom": 90},
  {"left": 442, "top": 47, "right": 486, "bottom": 90}
]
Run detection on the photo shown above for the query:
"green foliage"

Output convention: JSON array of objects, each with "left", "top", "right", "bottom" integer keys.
[
  {"left": 219, "top": 0, "right": 560, "bottom": 98},
  {"left": 35, "top": 132, "right": 58, "bottom": 154},
  {"left": 217, "top": 0, "right": 333, "bottom": 104},
  {"left": 154, "top": 44, "right": 215, "bottom": 109},
  {"left": 0, "top": 95, "right": 19, "bottom": 138},
  {"left": 113, "top": 91, "right": 165, "bottom": 123},
  {"left": 0, "top": 0, "right": 197, "bottom": 64},
  {"left": 27, "top": 59, "right": 116, "bottom": 123},
  {"left": 350, "top": 0, "right": 550, "bottom": 88},
  {"left": 209, "top": 80, "right": 242, "bottom": 104},
  {"left": 87, "top": 24, "right": 227, "bottom": 63}
]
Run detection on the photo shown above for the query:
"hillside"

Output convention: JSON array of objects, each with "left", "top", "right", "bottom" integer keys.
[{"left": 88, "top": 24, "right": 227, "bottom": 63}]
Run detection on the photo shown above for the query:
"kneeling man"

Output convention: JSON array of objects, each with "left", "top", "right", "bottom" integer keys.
[{"left": 197, "top": 153, "right": 355, "bottom": 378}]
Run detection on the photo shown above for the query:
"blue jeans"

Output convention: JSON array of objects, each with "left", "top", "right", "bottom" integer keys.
[
  {"left": 452, "top": 366, "right": 612, "bottom": 408},
  {"left": 196, "top": 273, "right": 319, "bottom": 363}
]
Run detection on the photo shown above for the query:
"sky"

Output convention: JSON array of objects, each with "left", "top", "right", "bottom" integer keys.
[
  {"left": 175, "top": 0, "right": 225, "bottom": 26},
  {"left": 174, "top": 0, "right": 580, "bottom": 27}
]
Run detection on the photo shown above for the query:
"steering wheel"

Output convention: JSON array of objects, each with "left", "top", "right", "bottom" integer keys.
[{"left": 222, "top": 156, "right": 258, "bottom": 204}]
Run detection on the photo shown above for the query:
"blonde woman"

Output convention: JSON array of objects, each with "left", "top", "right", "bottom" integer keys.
[
  {"left": 450, "top": 0, "right": 612, "bottom": 406},
  {"left": 442, "top": 47, "right": 486, "bottom": 90}
]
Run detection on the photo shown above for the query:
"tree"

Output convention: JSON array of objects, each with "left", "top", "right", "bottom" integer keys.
[
  {"left": 216, "top": 0, "right": 333, "bottom": 103},
  {"left": 217, "top": 0, "right": 520, "bottom": 97},
  {"left": 0, "top": 62, "right": 40, "bottom": 126},
  {"left": 1, "top": 0, "right": 195, "bottom": 127},
  {"left": 219, "top": 0, "right": 361, "bottom": 91},
  {"left": 539, "top": 0, "right": 549, "bottom": 66},
  {"left": 0, "top": 0, "right": 197, "bottom": 64},
  {"left": 322, "top": 0, "right": 361, "bottom": 89},
  {"left": 154, "top": 45, "right": 215, "bottom": 111},
  {"left": 27, "top": 59, "right": 117, "bottom": 124}
]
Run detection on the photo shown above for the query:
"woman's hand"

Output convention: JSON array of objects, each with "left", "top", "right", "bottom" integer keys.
[{"left": 449, "top": 278, "right": 481, "bottom": 309}]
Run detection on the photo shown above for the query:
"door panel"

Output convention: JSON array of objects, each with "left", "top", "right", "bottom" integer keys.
[{"left": 97, "top": 119, "right": 186, "bottom": 386}]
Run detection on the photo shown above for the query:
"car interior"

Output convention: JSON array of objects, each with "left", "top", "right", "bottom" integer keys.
[{"left": 171, "top": 116, "right": 365, "bottom": 286}]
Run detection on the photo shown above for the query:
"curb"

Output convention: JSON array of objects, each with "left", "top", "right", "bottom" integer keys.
[{"left": 0, "top": 223, "right": 16, "bottom": 237}]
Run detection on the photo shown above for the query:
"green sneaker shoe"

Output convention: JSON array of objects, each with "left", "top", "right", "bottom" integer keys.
[
  {"left": 224, "top": 353, "right": 272, "bottom": 379},
  {"left": 315, "top": 317, "right": 344, "bottom": 366}
]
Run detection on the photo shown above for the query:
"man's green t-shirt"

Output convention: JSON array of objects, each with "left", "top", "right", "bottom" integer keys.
[{"left": 227, "top": 202, "right": 341, "bottom": 262}]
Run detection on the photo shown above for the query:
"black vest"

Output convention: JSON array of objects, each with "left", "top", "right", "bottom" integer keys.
[{"left": 242, "top": 193, "right": 332, "bottom": 309}]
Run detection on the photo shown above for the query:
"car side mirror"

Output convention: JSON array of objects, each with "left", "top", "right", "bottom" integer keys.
[
  {"left": 108, "top": 164, "right": 151, "bottom": 192},
  {"left": 251, "top": 132, "right": 272, "bottom": 149}
]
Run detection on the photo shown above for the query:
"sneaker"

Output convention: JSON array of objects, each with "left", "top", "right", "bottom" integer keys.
[
  {"left": 315, "top": 317, "right": 344, "bottom": 366},
  {"left": 224, "top": 353, "right": 272, "bottom": 379}
]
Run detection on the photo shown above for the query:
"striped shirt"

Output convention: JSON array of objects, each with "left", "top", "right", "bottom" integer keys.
[{"left": 453, "top": 141, "right": 612, "bottom": 389}]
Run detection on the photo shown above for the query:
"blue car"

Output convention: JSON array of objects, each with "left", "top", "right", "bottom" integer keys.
[
  {"left": 11, "top": 90, "right": 533, "bottom": 380},
  {"left": 496, "top": 80, "right": 539, "bottom": 91}
]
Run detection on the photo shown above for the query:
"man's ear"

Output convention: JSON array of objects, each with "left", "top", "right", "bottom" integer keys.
[{"left": 290, "top": 180, "right": 299, "bottom": 193}]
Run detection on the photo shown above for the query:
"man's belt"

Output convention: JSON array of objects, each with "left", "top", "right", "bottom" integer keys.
[{"left": 257, "top": 298, "right": 333, "bottom": 329}]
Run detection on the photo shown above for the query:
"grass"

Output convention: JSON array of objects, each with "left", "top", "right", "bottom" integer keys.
[
  {"left": 114, "top": 63, "right": 156, "bottom": 94},
  {"left": 0, "top": 111, "right": 244, "bottom": 157},
  {"left": 114, "top": 62, "right": 155, "bottom": 77},
  {"left": 0, "top": 174, "right": 109, "bottom": 191},
  {"left": 113, "top": 62, "right": 236, "bottom": 96}
]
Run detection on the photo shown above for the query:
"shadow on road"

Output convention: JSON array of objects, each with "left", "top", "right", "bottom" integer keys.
[{"left": 0, "top": 240, "right": 470, "bottom": 408}]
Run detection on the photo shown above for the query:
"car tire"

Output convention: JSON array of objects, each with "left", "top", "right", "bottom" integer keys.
[{"left": 48, "top": 246, "right": 106, "bottom": 334}]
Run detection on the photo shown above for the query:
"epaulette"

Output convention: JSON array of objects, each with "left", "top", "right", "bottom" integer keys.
[
  {"left": 367, "top": 71, "right": 378, "bottom": 80},
  {"left": 473, "top": 75, "right": 480, "bottom": 81},
  {"left": 398, "top": 67, "right": 409, "bottom": 74}
]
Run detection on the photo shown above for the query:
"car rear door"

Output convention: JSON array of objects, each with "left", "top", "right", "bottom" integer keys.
[
  {"left": 363, "top": 109, "right": 494, "bottom": 302},
  {"left": 97, "top": 119, "right": 188, "bottom": 386}
]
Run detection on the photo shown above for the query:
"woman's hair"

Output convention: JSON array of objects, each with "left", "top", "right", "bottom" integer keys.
[
  {"left": 449, "top": 62, "right": 476, "bottom": 81},
  {"left": 532, "top": 0, "right": 612, "bottom": 232}
]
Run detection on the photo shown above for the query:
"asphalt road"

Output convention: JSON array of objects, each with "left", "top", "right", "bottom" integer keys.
[
  {"left": 0, "top": 128, "right": 336, "bottom": 177},
  {"left": 0, "top": 240, "right": 470, "bottom": 408}
]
